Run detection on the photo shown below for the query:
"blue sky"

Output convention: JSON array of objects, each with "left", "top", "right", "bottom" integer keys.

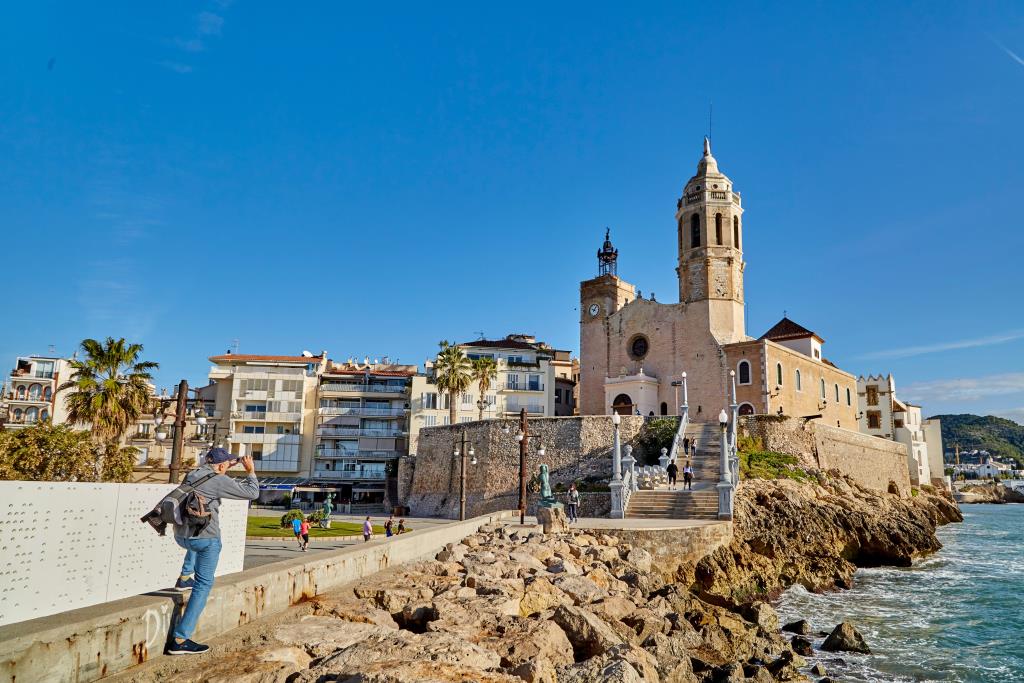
[{"left": 2, "top": 2, "right": 1023, "bottom": 422}]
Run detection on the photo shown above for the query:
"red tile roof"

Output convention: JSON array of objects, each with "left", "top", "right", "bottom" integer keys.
[
  {"left": 759, "top": 317, "right": 824, "bottom": 343},
  {"left": 209, "top": 354, "right": 323, "bottom": 364}
]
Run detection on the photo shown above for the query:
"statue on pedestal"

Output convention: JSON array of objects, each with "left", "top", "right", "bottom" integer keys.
[
  {"left": 321, "top": 493, "right": 334, "bottom": 528},
  {"left": 538, "top": 464, "right": 562, "bottom": 510}
]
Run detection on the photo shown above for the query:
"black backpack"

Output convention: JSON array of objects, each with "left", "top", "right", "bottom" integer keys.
[{"left": 140, "top": 471, "right": 218, "bottom": 537}]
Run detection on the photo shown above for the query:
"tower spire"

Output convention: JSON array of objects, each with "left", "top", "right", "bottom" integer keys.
[
  {"left": 704, "top": 136, "right": 711, "bottom": 156},
  {"left": 597, "top": 227, "right": 618, "bottom": 276}
]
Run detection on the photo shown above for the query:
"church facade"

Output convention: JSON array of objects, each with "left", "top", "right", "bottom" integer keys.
[{"left": 579, "top": 140, "right": 858, "bottom": 428}]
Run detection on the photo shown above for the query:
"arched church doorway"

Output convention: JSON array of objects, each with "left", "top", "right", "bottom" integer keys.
[
  {"left": 738, "top": 403, "right": 755, "bottom": 416},
  {"left": 660, "top": 402, "right": 668, "bottom": 415},
  {"left": 612, "top": 394, "right": 634, "bottom": 415}
]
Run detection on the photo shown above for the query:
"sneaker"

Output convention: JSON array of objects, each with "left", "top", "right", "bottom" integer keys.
[
  {"left": 165, "top": 638, "right": 210, "bottom": 655},
  {"left": 172, "top": 576, "right": 195, "bottom": 592}
]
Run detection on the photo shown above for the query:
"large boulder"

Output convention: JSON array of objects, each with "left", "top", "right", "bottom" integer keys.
[
  {"left": 274, "top": 616, "right": 392, "bottom": 659},
  {"left": 781, "top": 618, "right": 811, "bottom": 635},
  {"left": 538, "top": 506, "right": 569, "bottom": 533},
  {"left": 552, "top": 574, "right": 607, "bottom": 605},
  {"left": 310, "top": 594, "right": 399, "bottom": 629},
  {"left": 551, "top": 604, "right": 626, "bottom": 659},
  {"left": 485, "top": 616, "right": 574, "bottom": 671},
  {"left": 519, "top": 577, "right": 573, "bottom": 616},
  {"left": 821, "top": 621, "right": 871, "bottom": 654}
]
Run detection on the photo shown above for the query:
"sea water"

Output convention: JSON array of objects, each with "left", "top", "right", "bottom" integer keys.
[{"left": 775, "top": 504, "right": 1023, "bottom": 682}]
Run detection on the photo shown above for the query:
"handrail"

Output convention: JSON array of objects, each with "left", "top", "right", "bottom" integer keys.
[{"left": 667, "top": 407, "right": 689, "bottom": 464}]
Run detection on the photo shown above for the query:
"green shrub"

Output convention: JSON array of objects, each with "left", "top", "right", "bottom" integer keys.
[
  {"left": 280, "top": 509, "right": 304, "bottom": 527},
  {"left": 911, "top": 487, "right": 920, "bottom": 497},
  {"left": 737, "top": 436, "right": 808, "bottom": 481},
  {"left": 635, "top": 418, "right": 680, "bottom": 465}
]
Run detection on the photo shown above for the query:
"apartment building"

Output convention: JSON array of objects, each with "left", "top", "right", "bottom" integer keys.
[
  {"left": 552, "top": 349, "right": 577, "bottom": 416},
  {"left": 2, "top": 356, "right": 74, "bottom": 428},
  {"left": 408, "top": 334, "right": 565, "bottom": 454},
  {"left": 207, "top": 352, "right": 325, "bottom": 478},
  {"left": 857, "top": 374, "right": 944, "bottom": 487},
  {"left": 312, "top": 359, "right": 414, "bottom": 506}
]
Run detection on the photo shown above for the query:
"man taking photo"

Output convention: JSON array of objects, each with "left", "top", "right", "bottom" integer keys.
[{"left": 167, "top": 448, "right": 259, "bottom": 655}]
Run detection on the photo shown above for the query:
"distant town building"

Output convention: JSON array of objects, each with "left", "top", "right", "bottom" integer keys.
[
  {"left": 856, "top": 374, "right": 944, "bottom": 487},
  {"left": 2, "top": 356, "right": 74, "bottom": 428},
  {"left": 313, "top": 358, "right": 415, "bottom": 507},
  {"left": 207, "top": 352, "right": 325, "bottom": 479},
  {"left": 409, "top": 334, "right": 566, "bottom": 453},
  {"left": 128, "top": 383, "right": 222, "bottom": 482}
]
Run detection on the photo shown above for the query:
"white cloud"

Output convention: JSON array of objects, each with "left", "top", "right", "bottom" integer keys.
[
  {"left": 900, "top": 373, "right": 1024, "bottom": 403},
  {"left": 158, "top": 60, "right": 193, "bottom": 74},
  {"left": 857, "top": 329, "right": 1024, "bottom": 360},
  {"left": 197, "top": 11, "right": 224, "bottom": 36},
  {"left": 995, "top": 407, "right": 1024, "bottom": 424}
]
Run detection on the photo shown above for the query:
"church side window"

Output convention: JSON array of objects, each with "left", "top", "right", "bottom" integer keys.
[
  {"left": 835, "top": 384, "right": 840, "bottom": 402},
  {"left": 846, "top": 387, "right": 852, "bottom": 406},
  {"left": 690, "top": 214, "right": 701, "bottom": 248},
  {"left": 795, "top": 369, "right": 802, "bottom": 391},
  {"left": 820, "top": 378, "right": 826, "bottom": 399},
  {"left": 733, "top": 216, "right": 740, "bottom": 248},
  {"left": 738, "top": 360, "right": 751, "bottom": 385},
  {"left": 776, "top": 363, "right": 783, "bottom": 387},
  {"left": 715, "top": 213, "right": 723, "bottom": 245}
]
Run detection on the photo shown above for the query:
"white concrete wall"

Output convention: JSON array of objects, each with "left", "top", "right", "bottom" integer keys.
[{"left": 0, "top": 481, "right": 246, "bottom": 627}]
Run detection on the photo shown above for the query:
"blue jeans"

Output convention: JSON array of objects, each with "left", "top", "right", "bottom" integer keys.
[{"left": 172, "top": 536, "right": 222, "bottom": 640}]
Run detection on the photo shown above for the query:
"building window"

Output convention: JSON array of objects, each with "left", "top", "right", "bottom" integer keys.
[
  {"left": 715, "top": 213, "right": 723, "bottom": 245},
  {"left": 13, "top": 409, "right": 23, "bottom": 421},
  {"left": 462, "top": 393, "right": 473, "bottom": 405},
  {"left": 250, "top": 446, "right": 263, "bottom": 460},
  {"left": 506, "top": 374, "right": 521, "bottom": 390},
  {"left": 738, "top": 402, "right": 755, "bottom": 416},
  {"left": 25, "top": 407, "right": 38, "bottom": 423},
  {"left": 628, "top": 335, "right": 649, "bottom": 360},
  {"left": 15, "top": 386, "right": 25, "bottom": 400},
  {"left": 40, "top": 409, "right": 49, "bottom": 421},
  {"left": 528, "top": 375, "right": 542, "bottom": 391},
  {"left": 834, "top": 384, "right": 840, "bottom": 402},
  {"left": 846, "top": 387, "right": 852, "bottom": 406},
  {"left": 43, "top": 386, "right": 52, "bottom": 401},
  {"left": 423, "top": 415, "right": 437, "bottom": 427},
  {"left": 555, "top": 388, "right": 562, "bottom": 403},
  {"left": 820, "top": 378, "right": 826, "bottom": 399},
  {"left": 866, "top": 385, "right": 879, "bottom": 406},
  {"left": 737, "top": 360, "right": 751, "bottom": 385},
  {"left": 795, "top": 369, "right": 802, "bottom": 391},
  {"left": 612, "top": 393, "right": 633, "bottom": 415},
  {"left": 243, "top": 425, "right": 265, "bottom": 434},
  {"left": 776, "top": 363, "right": 783, "bottom": 387},
  {"left": 895, "top": 419, "right": 904, "bottom": 428},
  {"left": 459, "top": 416, "right": 472, "bottom": 423},
  {"left": 690, "top": 214, "right": 701, "bottom": 248},
  {"left": 733, "top": 216, "right": 740, "bottom": 248},
  {"left": 28, "top": 384, "right": 42, "bottom": 400},
  {"left": 421, "top": 392, "right": 438, "bottom": 409},
  {"left": 867, "top": 411, "right": 882, "bottom": 429},
  {"left": 441, "top": 415, "right": 450, "bottom": 425},
  {"left": 660, "top": 402, "right": 668, "bottom": 415}
]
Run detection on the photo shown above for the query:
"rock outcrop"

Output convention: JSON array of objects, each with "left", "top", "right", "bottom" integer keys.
[
  {"left": 957, "top": 481, "right": 1024, "bottom": 504},
  {"left": 694, "top": 475, "right": 962, "bottom": 604}
]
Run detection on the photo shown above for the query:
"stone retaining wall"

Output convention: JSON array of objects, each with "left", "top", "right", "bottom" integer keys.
[
  {"left": 583, "top": 521, "right": 733, "bottom": 582},
  {"left": 0, "top": 511, "right": 515, "bottom": 683},
  {"left": 402, "top": 416, "right": 650, "bottom": 518},
  {"left": 740, "top": 415, "right": 911, "bottom": 494}
]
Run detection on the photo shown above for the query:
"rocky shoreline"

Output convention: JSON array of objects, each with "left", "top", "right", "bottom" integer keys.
[
  {"left": 151, "top": 474, "right": 961, "bottom": 683},
  {"left": 956, "top": 481, "right": 1024, "bottom": 504}
]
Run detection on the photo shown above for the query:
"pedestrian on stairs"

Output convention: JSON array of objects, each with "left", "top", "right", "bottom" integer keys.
[
  {"left": 683, "top": 461, "right": 694, "bottom": 490},
  {"left": 666, "top": 461, "right": 678, "bottom": 489}
]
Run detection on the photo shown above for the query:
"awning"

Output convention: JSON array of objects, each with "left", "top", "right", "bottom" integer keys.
[{"left": 258, "top": 477, "right": 306, "bottom": 490}]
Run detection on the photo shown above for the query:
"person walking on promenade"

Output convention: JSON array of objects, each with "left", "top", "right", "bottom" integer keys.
[
  {"left": 362, "top": 516, "right": 373, "bottom": 542},
  {"left": 666, "top": 460, "right": 679, "bottom": 490},
  {"left": 397, "top": 519, "right": 406, "bottom": 534},
  {"left": 683, "top": 461, "right": 694, "bottom": 491},
  {"left": 567, "top": 483, "right": 581, "bottom": 523},
  {"left": 299, "top": 517, "right": 311, "bottom": 551},
  {"left": 167, "top": 448, "right": 259, "bottom": 655},
  {"left": 291, "top": 515, "right": 303, "bottom": 550},
  {"left": 384, "top": 516, "right": 395, "bottom": 538}
]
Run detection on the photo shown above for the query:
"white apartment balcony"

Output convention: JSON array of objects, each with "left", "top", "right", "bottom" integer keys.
[
  {"left": 318, "top": 406, "right": 406, "bottom": 417},
  {"left": 5, "top": 396, "right": 52, "bottom": 405},
  {"left": 320, "top": 383, "right": 409, "bottom": 395},
  {"left": 253, "top": 459, "right": 300, "bottom": 473},
  {"left": 315, "top": 448, "right": 402, "bottom": 459},
  {"left": 231, "top": 433, "right": 302, "bottom": 445},
  {"left": 310, "top": 469, "right": 387, "bottom": 481},
  {"left": 317, "top": 427, "right": 405, "bottom": 438},
  {"left": 504, "top": 382, "right": 545, "bottom": 392},
  {"left": 504, "top": 404, "right": 546, "bottom": 415},
  {"left": 9, "top": 369, "right": 56, "bottom": 381},
  {"left": 231, "top": 410, "right": 303, "bottom": 422}
]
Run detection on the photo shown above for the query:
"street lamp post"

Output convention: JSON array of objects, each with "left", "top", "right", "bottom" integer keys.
[
  {"left": 611, "top": 411, "right": 622, "bottom": 481},
  {"left": 156, "top": 379, "right": 210, "bottom": 484},
  {"left": 506, "top": 408, "right": 544, "bottom": 525},
  {"left": 453, "top": 430, "right": 478, "bottom": 521},
  {"left": 717, "top": 409, "right": 734, "bottom": 519}
]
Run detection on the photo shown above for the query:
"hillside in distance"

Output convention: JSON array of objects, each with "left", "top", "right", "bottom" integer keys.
[{"left": 930, "top": 414, "right": 1024, "bottom": 466}]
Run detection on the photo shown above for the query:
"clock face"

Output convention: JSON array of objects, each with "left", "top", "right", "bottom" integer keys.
[{"left": 589, "top": 303, "right": 600, "bottom": 316}]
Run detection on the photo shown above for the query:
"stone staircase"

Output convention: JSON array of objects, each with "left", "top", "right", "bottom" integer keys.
[{"left": 625, "top": 422, "right": 723, "bottom": 521}]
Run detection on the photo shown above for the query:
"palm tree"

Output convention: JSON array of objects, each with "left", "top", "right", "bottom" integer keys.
[
  {"left": 470, "top": 356, "right": 498, "bottom": 420},
  {"left": 433, "top": 341, "right": 472, "bottom": 426},
  {"left": 59, "top": 337, "right": 159, "bottom": 445}
]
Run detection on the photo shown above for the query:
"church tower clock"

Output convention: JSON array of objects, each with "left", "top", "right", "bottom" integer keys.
[
  {"left": 579, "top": 229, "right": 636, "bottom": 415},
  {"left": 675, "top": 138, "right": 746, "bottom": 344}
]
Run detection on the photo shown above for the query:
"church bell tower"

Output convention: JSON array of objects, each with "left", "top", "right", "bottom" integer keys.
[{"left": 675, "top": 138, "right": 746, "bottom": 343}]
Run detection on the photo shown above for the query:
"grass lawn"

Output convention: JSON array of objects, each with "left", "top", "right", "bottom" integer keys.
[{"left": 246, "top": 516, "right": 391, "bottom": 538}]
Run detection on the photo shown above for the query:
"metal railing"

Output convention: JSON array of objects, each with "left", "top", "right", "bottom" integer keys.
[
  {"left": 320, "top": 383, "right": 408, "bottom": 394},
  {"left": 318, "top": 406, "right": 405, "bottom": 417},
  {"left": 311, "top": 469, "right": 387, "bottom": 480},
  {"left": 505, "top": 382, "right": 544, "bottom": 392},
  {"left": 505, "top": 404, "right": 545, "bottom": 415},
  {"left": 317, "top": 427, "right": 404, "bottom": 437},
  {"left": 315, "top": 448, "right": 402, "bottom": 459}
]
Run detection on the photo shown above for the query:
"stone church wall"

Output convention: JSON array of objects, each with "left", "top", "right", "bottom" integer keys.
[
  {"left": 740, "top": 415, "right": 911, "bottom": 495},
  {"left": 400, "top": 415, "right": 647, "bottom": 519}
]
